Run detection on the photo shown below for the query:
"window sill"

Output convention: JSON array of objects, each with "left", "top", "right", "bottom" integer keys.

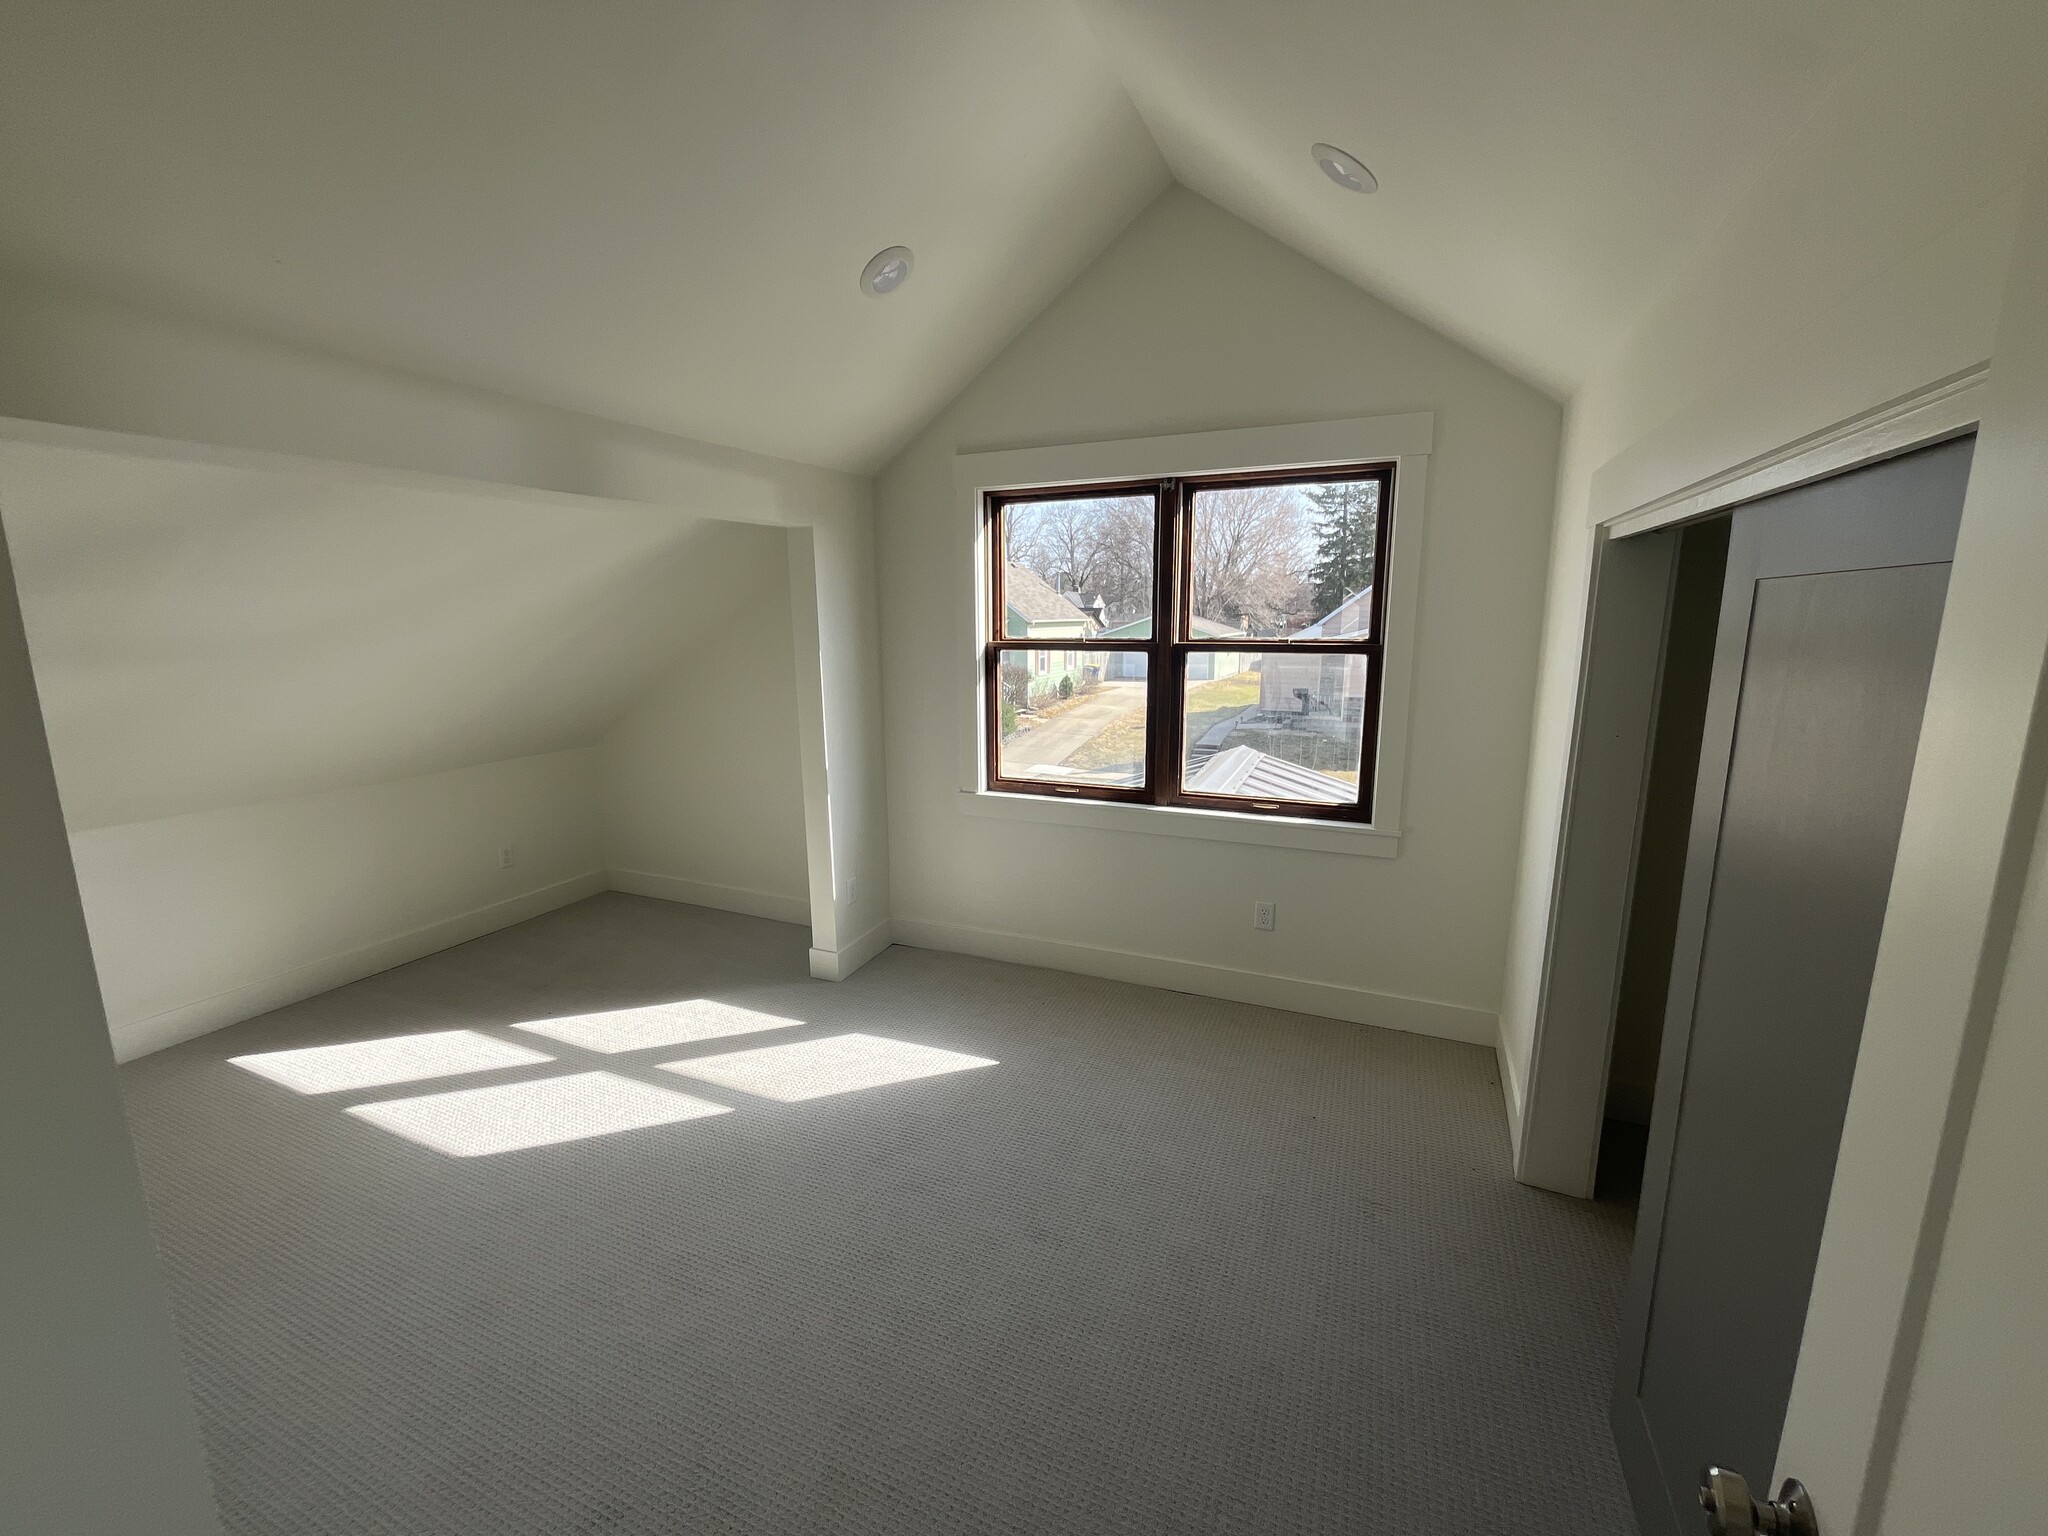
[{"left": 957, "top": 788, "right": 1401, "bottom": 858}]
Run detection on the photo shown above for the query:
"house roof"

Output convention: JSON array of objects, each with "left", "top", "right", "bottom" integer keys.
[
  {"left": 1004, "top": 563, "right": 1097, "bottom": 627},
  {"left": 1292, "top": 587, "right": 1372, "bottom": 640},
  {"left": 1097, "top": 612, "right": 1244, "bottom": 639},
  {"left": 1184, "top": 745, "right": 1354, "bottom": 805}
]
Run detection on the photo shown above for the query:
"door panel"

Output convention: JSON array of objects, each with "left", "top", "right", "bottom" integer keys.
[
  {"left": 1636, "top": 564, "right": 1949, "bottom": 1499},
  {"left": 1612, "top": 436, "right": 1973, "bottom": 1534}
]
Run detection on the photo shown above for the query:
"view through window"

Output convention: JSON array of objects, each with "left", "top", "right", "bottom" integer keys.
[{"left": 985, "top": 464, "right": 1391, "bottom": 820}]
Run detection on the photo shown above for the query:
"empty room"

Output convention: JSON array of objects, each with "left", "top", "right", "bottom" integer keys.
[{"left": 5, "top": 5, "right": 2046, "bottom": 1534}]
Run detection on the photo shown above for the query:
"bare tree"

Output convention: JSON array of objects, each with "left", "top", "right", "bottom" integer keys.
[
  {"left": 1005, "top": 496, "right": 1154, "bottom": 625},
  {"left": 1082, "top": 501, "right": 1154, "bottom": 625},
  {"left": 1005, "top": 487, "right": 1319, "bottom": 637},
  {"left": 1188, "top": 485, "right": 1315, "bottom": 635}
]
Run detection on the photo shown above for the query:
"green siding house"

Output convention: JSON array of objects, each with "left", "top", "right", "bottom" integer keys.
[{"left": 1002, "top": 563, "right": 1100, "bottom": 704}]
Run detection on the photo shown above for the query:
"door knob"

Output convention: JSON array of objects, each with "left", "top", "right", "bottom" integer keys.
[{"left": 1698, "top": 1466, "right": 1818, "bottom": 1536}]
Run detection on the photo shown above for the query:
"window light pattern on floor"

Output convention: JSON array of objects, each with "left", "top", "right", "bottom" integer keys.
[
  {"left": 513, "top": 999, "right": 800, "bottom": 1054},
  {"left": 233, "top": 1013, "right": 1002, "bottom": 1158},
  {"left": 230, "top": 1030, "right": 553, "bottom": 1094},
  {"left": 347, "top": 1072, "right": 730, "bottom": 1157},
  {"left": 661, "top": 1033, "right": 997, "bottom": 1102}
]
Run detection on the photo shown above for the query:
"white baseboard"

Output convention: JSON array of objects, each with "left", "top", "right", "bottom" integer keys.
[
  {"left": 889, "top": 916, "right": 1496, "bottom": 1047},
  {"left": 607, "top": 868, "right": 810, "bottom": 926},
  {"left": 109, "top": 870, "right": 609, "bottom": 1063},
  {"left": 809, "top": 919, "right": 894, "bottom": 981}
]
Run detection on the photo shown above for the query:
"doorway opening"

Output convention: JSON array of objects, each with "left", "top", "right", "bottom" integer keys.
[{"left": 1593, "top": 516, "right": 1729, "bottom": 1201}]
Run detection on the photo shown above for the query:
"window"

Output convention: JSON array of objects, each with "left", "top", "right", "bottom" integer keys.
[{"left": 984, "top": 464, "right": 1392, "bottom": 822}]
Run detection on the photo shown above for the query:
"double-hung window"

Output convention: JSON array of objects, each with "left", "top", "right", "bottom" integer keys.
[{"left": 984, "top": 462, "right": 1393, "bottom": 822}]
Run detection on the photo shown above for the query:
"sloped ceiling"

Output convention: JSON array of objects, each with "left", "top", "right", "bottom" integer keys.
[
  {"left": 0, "top": 1, "right": 1167, "bottom": 472},
  {"left": 0, "top": 1, "right": 1911, "bottom": 466},
  {"left": 1076, "top": 0, "right": 1918, "bottom": 397},
  {"left": 0, "top": 443, "right": 789, "bottom": 830}
]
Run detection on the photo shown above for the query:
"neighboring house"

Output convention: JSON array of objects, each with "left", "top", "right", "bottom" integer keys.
[
  {"left": 1289, "top": 585, "right": 1372, "bottom": 639},
  {"left": 1098, "top": 612, "right": 1253, "bottom": 681},
  {"left": 1261, "top": 586, "right": 1372, "bottom": 716},
  {"left": 1002, "top": 563, "right": 1099, "bottom": 705},
  {"left": 1004, "top": 563, "right": 1097, "bottom": 641},
  {"left": 1062, "top": 589, "right": 1109, "bottom": 629}
]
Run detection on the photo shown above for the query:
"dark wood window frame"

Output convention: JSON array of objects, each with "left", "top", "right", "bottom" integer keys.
[{"left": 984, "top": 461, "right": 1395, "bottom": 823}]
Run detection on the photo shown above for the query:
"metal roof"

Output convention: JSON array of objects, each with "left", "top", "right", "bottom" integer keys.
[
  {"left": 1183, "top": 745, "right": 1354, "bottom": 805},
  {"left": 1096, "top": 612, "right": 1244, "bottom": 639}
]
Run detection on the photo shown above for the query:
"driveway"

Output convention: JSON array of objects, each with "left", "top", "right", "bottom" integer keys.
[{"left": 1008, "top": 680, "right": 1146, "bottom": 769}]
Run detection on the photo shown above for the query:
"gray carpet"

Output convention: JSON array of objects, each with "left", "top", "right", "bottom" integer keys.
[{"left": 120, "top": 894, "right": 1639, "bottom": 1534}]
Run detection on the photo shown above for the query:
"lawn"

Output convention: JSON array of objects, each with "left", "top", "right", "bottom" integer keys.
[
  {"left": 1183, "top": 670, "right": 1261, "bottom": 745},
  {"left": 1064, "top": 668, "right": 1262, "bottom": 772}
]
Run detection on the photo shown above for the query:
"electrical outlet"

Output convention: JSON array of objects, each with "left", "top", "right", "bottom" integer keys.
[
  {"left": 498, "top": 844, "right": 516, "bottom": 870},
  {"left": 1254, "top": 900, "right": 1276, "bottom": 931}
]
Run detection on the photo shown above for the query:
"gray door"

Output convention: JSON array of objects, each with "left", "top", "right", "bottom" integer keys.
[{"left": 1611, "top": 436, "right": 1973, "bottom": 1534}]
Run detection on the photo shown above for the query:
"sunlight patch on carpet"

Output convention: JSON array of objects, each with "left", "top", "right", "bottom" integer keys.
[
  {"left": 232, "top": 1030, "right": 553, "bottom": 1094},
  {"left": 514, "top": 999, "right": 802, "bottom": 1054},
  {"left": 660, "top": 1033, "right": 996, "bottom": 1102},
  {"left": 348, "top": 1072, "right": 730, "bottom": 1156}
]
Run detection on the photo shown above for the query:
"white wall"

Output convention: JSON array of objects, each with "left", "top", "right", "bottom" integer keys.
[
  {"left": 75, "top": 748, "right": 604, "bottom": 1061},
  {"left": 875, "top": 187, "right": 1561, "bottom": 1039},
  {"left": 1879, "top": 757, "right": 2048, "bottom": 1531},
  {"left": 1781, "top": 122, "right": 2048, "bottom": 1533},
  {"left": 1500, "top": 0, "right": 2048, "bottom": 1174},
  {"left": 0, "top": 514, "right": 222, "bottom": 1533},
  {"left": 1878, "top": 721, "right": 2048, "bottom": 1534},
  {"left": 0, "top": 275, "right": 891, "bottom": 978},
  {"left": 603, "top": 531, "right": 811, "bottom": 924}
]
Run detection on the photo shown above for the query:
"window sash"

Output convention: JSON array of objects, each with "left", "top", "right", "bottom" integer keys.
[
  {"left": 986, "top": 464, "right": 1392, "bottom": 822},
  {"left": 1174, "top": 465, "right": 1392, "bottom": 647}
]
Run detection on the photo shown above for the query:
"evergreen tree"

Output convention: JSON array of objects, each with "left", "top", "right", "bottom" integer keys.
[{"left": 1305, "top": 482, "right": 1378, "bottom": 622}]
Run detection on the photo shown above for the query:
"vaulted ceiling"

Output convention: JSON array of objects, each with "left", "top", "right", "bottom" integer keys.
[
  {"left": 1076, "top": 0, "right": 1917, "bottom": 398},
  {"left": 0, "top": 1, "right": 1911, "bottom": 470},
  {"left": 1, "top": 443, "right": 788, "bottom": 829}
]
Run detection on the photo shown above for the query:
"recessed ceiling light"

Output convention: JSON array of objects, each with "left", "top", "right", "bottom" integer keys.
[
  {"left": 1311, "top": 143, "right": 1377, "bottom": 194},
  {"left": 860, "top": 246, "right": 914, "bottom": 297}
]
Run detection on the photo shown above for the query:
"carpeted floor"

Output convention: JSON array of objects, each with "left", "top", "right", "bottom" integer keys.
[{"left": 120, "top": 893, "right": 1639, "bottom": 1534}]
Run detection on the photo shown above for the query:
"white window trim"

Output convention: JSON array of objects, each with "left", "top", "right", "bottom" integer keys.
[{"left": 953, "top": 413, "right": 1434, "bottom": 859}]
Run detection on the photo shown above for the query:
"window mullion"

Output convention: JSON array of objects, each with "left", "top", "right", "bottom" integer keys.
[{"left": 1146, "top": 478, "right": 1178, "bottom": 804}]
